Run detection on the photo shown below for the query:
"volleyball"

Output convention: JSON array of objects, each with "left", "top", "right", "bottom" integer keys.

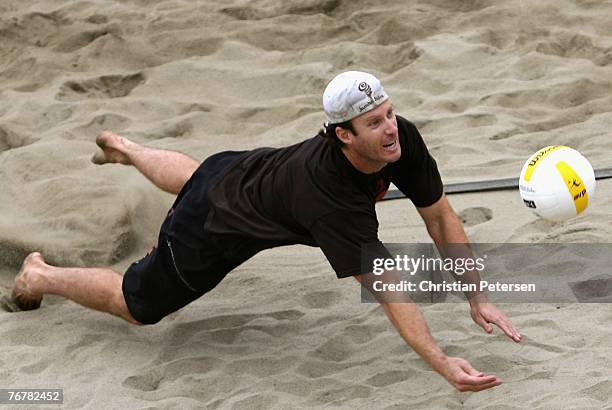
[{"left": 519, "top": 146, "right": 595, "bottom": 221}]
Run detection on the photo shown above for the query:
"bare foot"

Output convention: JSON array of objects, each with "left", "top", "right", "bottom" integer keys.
[
  {"left": 11, "top": 252, "right": 46, "bottom": 311},
  {"left": 91, "top": 130, "right": 136, "bottom": 165}
]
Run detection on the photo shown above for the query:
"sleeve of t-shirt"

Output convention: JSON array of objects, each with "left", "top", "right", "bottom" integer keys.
[
  {"left": 310, "top": 210, "right": 391, "bottom": 278},
  {"left": 390, "top": 117, "right": 444, "bottom": 207}
]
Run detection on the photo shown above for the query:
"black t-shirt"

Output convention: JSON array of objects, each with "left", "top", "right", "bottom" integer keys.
[{"left": 164, "top": 115, "right": 443, "bottom": 278}]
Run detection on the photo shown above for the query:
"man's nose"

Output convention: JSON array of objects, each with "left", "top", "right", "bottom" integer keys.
[{"left": 384, "top": 117, "right": 397, "bottom": 134}]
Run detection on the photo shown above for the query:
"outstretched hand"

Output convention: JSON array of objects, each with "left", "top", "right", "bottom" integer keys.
[
  {"left": 440, "top": 357, "right": 502, "bottom": 392},
  {"left": 470, "top": 301, "right": 522, "bottom": 342}
]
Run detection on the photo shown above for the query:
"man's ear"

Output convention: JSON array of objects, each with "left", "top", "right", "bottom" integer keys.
[{"left": 335, "top": 126, "right": 352, "bottom": 145}]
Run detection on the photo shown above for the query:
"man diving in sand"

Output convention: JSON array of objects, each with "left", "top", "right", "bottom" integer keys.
[{"left": 11, "top": 71, "right": 521, "bottom": 392}]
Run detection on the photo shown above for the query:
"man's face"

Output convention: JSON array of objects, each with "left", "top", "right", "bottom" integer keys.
[{"left": 339, "top": 100, "right": 401, "bottom": 173}]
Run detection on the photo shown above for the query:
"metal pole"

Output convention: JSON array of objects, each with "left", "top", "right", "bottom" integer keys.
[{"left": 381, "top": 167, "right": 612, "bottom": 201}]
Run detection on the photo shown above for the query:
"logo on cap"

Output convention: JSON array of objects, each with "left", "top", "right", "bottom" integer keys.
[{"left": 358, "top": 82, "right": 374, "bottom": 102}]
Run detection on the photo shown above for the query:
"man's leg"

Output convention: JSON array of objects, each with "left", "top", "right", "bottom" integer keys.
[
  {"left": 11, "top": 252, "right": 140, "bottom": 324},
  {"left": 91, "top": 130, "right": 199, "bottom": 195}
]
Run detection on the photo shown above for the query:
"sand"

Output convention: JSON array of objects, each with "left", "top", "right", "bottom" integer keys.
[{"left": 1, "top": 0, "right": 612, "bottom": 408}]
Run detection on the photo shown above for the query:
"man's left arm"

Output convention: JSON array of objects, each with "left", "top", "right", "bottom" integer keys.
[{"left": 417, "top": 194, "right": 522, "bottom": 343}]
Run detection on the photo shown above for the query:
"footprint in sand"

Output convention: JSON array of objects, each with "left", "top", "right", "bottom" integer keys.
[
  {"left": 301, "top": 290, "right": 343, "bottom": 309},
  {"left": 535, "top": 32, "right": 612, "bottom": 67},
  {"left": 221, "top": 0, "right": 340, "bottom": 20},
  {"left": 122, "top": 356, "right": 224, "bottom": 391},
  {"left": 76, "top": 113, "right": 132, "bottom": 137},
  {"left": 458, "top": 206, "right": 493, "bottom": 226},
  {"left": 365, "top": 370, "right": 412, "bottom": 387},
  {"left": 0, "top": 126, "right": 35, "bottom": 152},
  {"left": 54, "top": 28, "right": 113, "bottom": 53},
  {"left": 580, "top": 380, "right": 612, "bottom": 402},
  {"left": 569, "top": 277, "right": 612, "bottom": 302},
  {"left": 489, "top": 127, "right": 521, "bottom": 140},
  {"left": 56, "top": 73, "right": 145, "bottom": 102}
]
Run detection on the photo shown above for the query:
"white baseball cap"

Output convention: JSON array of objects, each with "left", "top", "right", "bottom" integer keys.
[{"left": 322, "top": 71, "right": 389, "bottom": 124}]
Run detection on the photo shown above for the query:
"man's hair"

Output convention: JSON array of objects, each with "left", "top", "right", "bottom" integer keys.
[{"left": 317, "top": 120, "right": 356, "bottom": 147}]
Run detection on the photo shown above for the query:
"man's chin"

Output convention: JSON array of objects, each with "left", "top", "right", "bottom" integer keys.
[{"left": 386, "top": 146, "right": 402, "bottom": 163}]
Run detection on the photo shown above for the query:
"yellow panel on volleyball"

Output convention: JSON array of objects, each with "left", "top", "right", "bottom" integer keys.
[
  {"left": 555, "top": 160, "right": 589, "bottom": 214},
  {"left": 522, "top": 145, "right": 567, "bottom": 182}
]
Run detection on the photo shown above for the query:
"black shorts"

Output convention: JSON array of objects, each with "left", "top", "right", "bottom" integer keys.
[
  {"left": 122, "top": 151, "right": 254, "bottom": 325},
  {"left": 122, "top": 232, "right": 245, "bottom": 324}
]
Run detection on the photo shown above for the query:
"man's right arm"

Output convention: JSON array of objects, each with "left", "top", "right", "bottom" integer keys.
[
  {"left": 353, "top": 274, "right": 502, "bottom": 392},
  {"left": 309, "top": 212, "right": 503, "bottom": 391}
]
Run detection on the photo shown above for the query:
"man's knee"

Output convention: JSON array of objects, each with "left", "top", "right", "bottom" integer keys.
[
  {"left": 119, "top": 294, "right": 169, "bottom": 325},
  {"left": 114, "top": 290, "right": 148, "bottom": 325}
]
